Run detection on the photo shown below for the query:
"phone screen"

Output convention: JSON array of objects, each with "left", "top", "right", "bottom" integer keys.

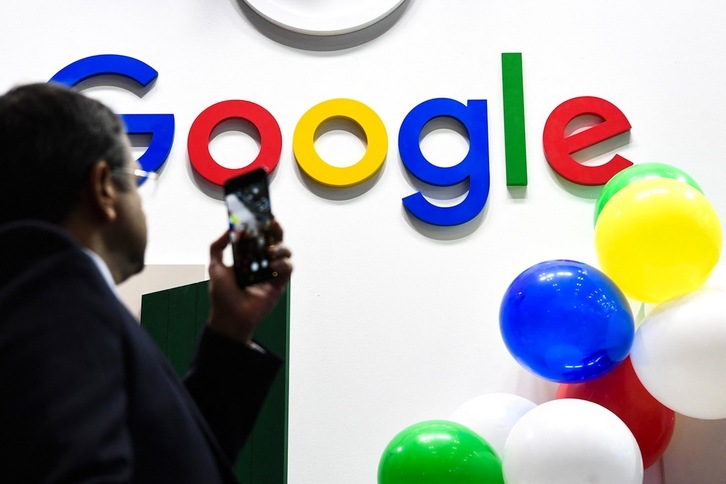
[{"left": 224, "top": 169, "right": 274, "bottom": 288}]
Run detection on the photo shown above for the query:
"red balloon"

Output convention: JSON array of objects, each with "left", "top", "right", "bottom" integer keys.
[{"left": 555, "top": 357, "right": 675, "bottom": 469}]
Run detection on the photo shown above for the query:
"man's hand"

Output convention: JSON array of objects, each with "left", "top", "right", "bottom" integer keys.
[{"left": 206, "top": 220, "right": 292, "bottom": 345}]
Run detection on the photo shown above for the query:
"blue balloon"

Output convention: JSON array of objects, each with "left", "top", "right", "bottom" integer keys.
[{"left": 499, "top": 260, "right": 634, "bottom": 383}]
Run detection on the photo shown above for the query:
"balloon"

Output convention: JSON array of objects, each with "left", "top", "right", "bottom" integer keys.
[
  {"left": 556, "top": 357, "right": 675, "bottom": 468},
  {"left": 499, "top": 260, "right": 634, "bottom": 382},
  {"left": 594, "top": 162, "right": 703, "bottom": 225},
  {"left": 595, "top": 177, "right": 722, "bottom": 303},
  {"left": 378, "top": 420, "right": 504, "bottom": 484},
  {"left": 450, "top": 393, "right": 536, "bottom": 457},
  {"left": 502, "top": 399, "right": 643, "bottom": 484},
  {"left": 630, "top": 288, "right": 726, "bottom": 419}
]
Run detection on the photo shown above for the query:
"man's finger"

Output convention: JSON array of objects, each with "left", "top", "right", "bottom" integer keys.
[
  {"left": 209, "top": 230, "right": 230, "bottom": 265},
  {"left": 269, "top": 219, "right": 283, "bottom": 243},
  {"left": 269, "top": 258, "right": 293, "bottom": 289},
  {"left": 268, "top": 243, "right": 292, "bottom": 260}
]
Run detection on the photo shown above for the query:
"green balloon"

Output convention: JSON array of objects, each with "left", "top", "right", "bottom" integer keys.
[
  {"left": 378, "top": 420, "right": 504, "bottom": 484},
  {"left": 594, "top": 162, "right": 703, "bottom": 226}
]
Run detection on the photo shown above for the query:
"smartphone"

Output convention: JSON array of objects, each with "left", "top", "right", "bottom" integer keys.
[{"left": 224, "top": 168, "right": 275, "bottom": 288}]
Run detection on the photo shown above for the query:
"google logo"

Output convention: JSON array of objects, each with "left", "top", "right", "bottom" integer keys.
[{"left": 50, "top": 54, "right": 635, "bottom": 227}]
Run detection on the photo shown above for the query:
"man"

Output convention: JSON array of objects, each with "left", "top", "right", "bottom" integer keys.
[{"left": 0, "top": 83, "right": 292, "bottom": 483}]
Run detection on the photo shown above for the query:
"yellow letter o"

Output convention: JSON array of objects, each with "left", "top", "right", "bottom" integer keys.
[{"left": 293, "top": 99, "right": 388, "bottom": 187}]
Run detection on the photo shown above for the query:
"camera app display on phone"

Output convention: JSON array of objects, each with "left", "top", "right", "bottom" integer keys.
[{"left": 224, "top": 169, "right": 274, "bottom": 287}]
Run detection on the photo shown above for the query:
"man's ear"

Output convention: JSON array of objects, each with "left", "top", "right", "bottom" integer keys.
[{"left": 87, "top": 161, "right": 118, "bottom": 222}]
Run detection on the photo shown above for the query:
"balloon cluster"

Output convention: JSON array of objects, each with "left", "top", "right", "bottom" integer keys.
[{"left": 378, "top": 163, "right": 724, "bottom": 483}]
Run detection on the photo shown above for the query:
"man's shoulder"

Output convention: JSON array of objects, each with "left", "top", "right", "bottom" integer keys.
[
  {"left": 0, "top": 220, "right": 83, "bottom": 281},
  {"left": 0, "top": 220, "right": 123, "bottom": 324},
  {"left": 0, "top": 220, "right": 93, "bottom": 287}
]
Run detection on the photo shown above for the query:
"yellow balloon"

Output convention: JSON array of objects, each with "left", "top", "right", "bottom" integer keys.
[{"left": 595, "top": 177, "right": 722, "bottom": 303}]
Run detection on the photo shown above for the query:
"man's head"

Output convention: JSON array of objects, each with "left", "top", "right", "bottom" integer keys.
[
  {"left": 0, "top": 82, "right": 133, "bottom": 223},
  {"left": 0, "top": 83, "right": 147, "bottom": 282}
]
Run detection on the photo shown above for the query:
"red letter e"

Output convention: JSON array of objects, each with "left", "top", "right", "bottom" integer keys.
[{"left": 543, "top": 96, "right": 632, "bottom": 185}]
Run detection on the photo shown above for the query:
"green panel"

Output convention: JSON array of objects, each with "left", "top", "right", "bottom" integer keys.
[
  {"left": 235, "top": 430, "right": 253, "bottom": 483},
  {"left": 249, "top": 289, "right": 289, "bottom": 483},
  {"left": 194, "top": 282, "right": 210, "bottom": 343},
  {"left": 141, "top": 282, "right": 289, "bottom": 484},
  {"left": 139, "top": 289, "right": 169, "bottom": 353},
  {"left": 166, "top": 284, "right": 199, "bottom": 375},
  {"left": 250, "top": 367, "right": 287, "bottom": 482}
]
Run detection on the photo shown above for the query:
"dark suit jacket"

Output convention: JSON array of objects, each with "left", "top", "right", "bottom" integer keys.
[{"left": 0, "top": 221, "right": 282, "bottom": 483}]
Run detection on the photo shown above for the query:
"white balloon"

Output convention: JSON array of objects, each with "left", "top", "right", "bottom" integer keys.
[
  {"left": 450, "top": 393, "right": 536, "bottom": 457},
  {"left": 630, "top": 287, "right": 726, "bottom": 419},
  {"left": 502, "top": 399, "right": 643, "bottom": 484}
]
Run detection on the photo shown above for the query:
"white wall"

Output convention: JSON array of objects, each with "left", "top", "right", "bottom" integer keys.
[{"left": 3, "top": 1, "right": 726, "bottom": 482}]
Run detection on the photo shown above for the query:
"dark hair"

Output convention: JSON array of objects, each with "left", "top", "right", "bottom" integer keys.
[{"left": 0, "top": 82, "right": 129, "bottom": 225}]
